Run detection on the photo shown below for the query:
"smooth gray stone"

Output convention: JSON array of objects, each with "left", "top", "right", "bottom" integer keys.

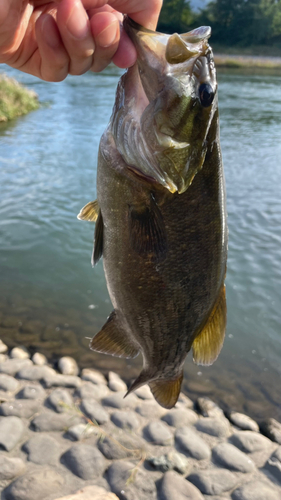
[
  {"left": 23, "top": 434, "right": 61, "bottom": 464},
  {"left": 0, "top": 455, "right": 26, "bottom": 480},
  {"left": 32, "top": 352, "right": 47, "bottom": 366},
  {"left": 16, "top": 384, "right": 46, "bottom": 400},
  {"left": 111, "top": 410, "right": 140, "bottom": 430},
  {"left": 212, "top": 442, "right": 255, "bottom": 472},
  {"left": 46, "top": 387, "right": 73, "bottom": 413},
  {"left": 10, "top": 346, "right": 30, "bottom": 359},
  {"left": 16, "top": 365, "right": 55, "bottom": 380},
  {"left": 108, "top": 371, "right": 127, "bottom": 392},
  {"left": 260, "top": 418, "right": 281, "bottom": 445},
  {"left": 143, "top": 421, "right": 174, "bottom": 446},
  {"left": 264, "top": 447, "right": 281, "bottom": 483},
  {"left": 80, "top": 399, "right": 109, "bottom": 424},
  {"left": 175, "top": 427, "right": 211, "bottom": 460},
  {"left": 102, "top": 392, "right": 138, "bottom": 409},
  {"left": 0, "top": 340, "right": 8, "bottom": 354},
  {"left": 272, "top": 446, "right": 281, "bottom": 462},
  {"left": 98, "top": 432, "right": 144, "bottom": 460},
  {"left": 31, "top": 410, "right": 83, "bottom": 432},
  {"left": 188, "top": 469, "right": 239, "bottom": 495},
  {"left": 147, "top": 451, "right": 190, "bottom": 475},
  {"left": 228, "top": 411, "right": 259, "bottom": 432},
  {"left": 232, "top": 480, "right": 279, "bottom": 500},
  {"left": 107, "top": 460, "right": 157, "bottom": 500},
  {"left": 231, "top": 430, "right": 273, "bottom": 453},
  {"left": 3, "top": 469, "right": 64, "bottom": 500},
  {"left": 0, "top": 373, "right": 19, "bottom": 392},
  {"left": 135, "top": 401, "right": 166, "bottom": 419},
  {"left": 0, "top": 399, "right": 40, "bottom": 418},
  {"left": 159, "top": 470, "right": 204, "bottom": 500},
  {"left": 0, "top": 359, "right": 32, "bottom": 376},
  {"left": 66, "top": 423, "right": 96, "bottom": 441},
  {"left": 58, "top": 356, "right": 79, "bottom": 376},
  {"left": 81, "top": 368, "right": 107, "bottom": 385},
  {"left": 78, "top": 382, "right": 109, "bottom": 400},
  {"left": 0, "top": 416, "right": 24, "bottom": 451},
  {"left": 196, "top": 397, "right": 224, "bottom": 418},
  {"left": 61, "top": 444, "right": 106, "bottom": 479},
  {"left": 43, "top": 373, "right": 81, "bottom": 388},
  {"left": 134, "top": 385, "right": 154, "bottom": 400},
  {"left": 162, "top": 409, "right": 198, "bottom": 428},
  {"left": 195, "top": 417, "right": 230, "bottom": 437}
]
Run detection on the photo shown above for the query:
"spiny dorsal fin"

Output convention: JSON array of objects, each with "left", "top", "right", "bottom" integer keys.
[
  {"left": 90, "top": 311, "right": 139, "bottom": 359},
  {"left": 77, "top": 200, "right": 99, "bottom": 222},
  {"left": 192, "top": 285, "right": 226, "bottom": 366},
  {"left": 91, "top": 209, "right": 103, "bottom": 266},
  {"left": 149, "top": 373, "right": 183, "bottom": 409}
]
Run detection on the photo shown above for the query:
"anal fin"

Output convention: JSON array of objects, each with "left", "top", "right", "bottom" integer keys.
[
  {"left": 192, "top": 285, "right": 226, "bottom": 366},
  {"left": 91, "top": 209, "right": 103, "bottom": 266},
  {"left": 90, "top": 311, "right": 139, "bottom": 359},
  {"left": 77, "top": 200, "right": 99, "bottom": 222},
  {"left": 149, "top": 373, "right": 183, "bottom": 409}
]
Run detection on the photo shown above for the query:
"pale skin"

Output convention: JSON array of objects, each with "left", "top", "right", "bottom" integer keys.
[{"left": 0, "top": 0, "right": 162, "bottom": 81}]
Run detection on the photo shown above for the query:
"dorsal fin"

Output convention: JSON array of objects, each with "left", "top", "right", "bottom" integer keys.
[
  {"left": 91, "top": 209, "right": 103, "bottom": 266},
  {"left": 77, "top": 200, "right": 99, "bottom": 222},
  {"left": 90, "top": 311, "right": 139, "bottom": 359},
  {"left": 192, "top": 285, "right": 226, "bottom": 366}
]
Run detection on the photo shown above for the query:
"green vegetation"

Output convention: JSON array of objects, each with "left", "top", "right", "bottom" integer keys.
[{"left": 0, "top": 73, "right": 39, "bottom": 122}]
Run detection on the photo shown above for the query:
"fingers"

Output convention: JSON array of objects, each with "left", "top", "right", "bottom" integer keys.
[{"left": 89, "top": 10, "right": 119, "bottom": 72}]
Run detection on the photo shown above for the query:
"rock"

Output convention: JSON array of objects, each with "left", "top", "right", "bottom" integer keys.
[
  {"left": 108, "top": 371, "right": 127, "bottom": 392},
  {"left": 0, "top": 339, "right": 8, "bottom": 354},
  {"left": 47, "top": 387, "right": 74, "bottom": 413},
  {"left": 0, "top": 416, "right": 24, "bottom": 450},
  {"left": 232, "top": 480, "right": 279, "bottom": 500},
  {"left": 61, "top": 444, "right": 106, "bottom": 479},
  {"left": 260, "top": 418, "right": 281, "bottom": 445},
  {"left": 195, "top": 417, "right": 231, "bottom": 438},
  {"left": 162, "top": 408, "right": 198, "bottom": 428},
  {"left": 176, "top": 393, "right": 194, "bottom": 408},
  {"left": 159, "top": 470, "right": 204, "bottom": 500},
  {"left": 102, "top": 392, "right": 138, "bottom": 409},
  {"left": 81, "top": 368, "right": 107, "bottom": 385},
  {"left": 66, "top": 423, "right": 97, "bottom": 441},
  {"left": 10, "top": 346, "right": 30, "bottom": 359},
  {"left": 16, "top": 384, "right": 46, "bottom": 400},
  {"left": 0, "top": 399, "right": 40, "bottom": 418},
  {"left": 0, "top": 358, "right": 32, "bottom": 376},
  {"left": 143, "top": 421, "right": 174, "bottom": 446},
  {"left": 111, "top": 410, "right": 141, "bottom": 431},
  {"left": 16, "top": 364, "right": 56, "bottom": 381},
  {"left": 0, "top": 373, "right": 19, "bottom": 392},
  {"left": 212, "top": 443, "right": 255, "bottom": 472},
  {"left": 43, "top": 373, "right": 82, "bottom": 388},
  {"left": 135, "top": 400, "right": 166, "bottom": 419},
  {"left": 231, "top": 430, "right": 273, "bottom": 453},
  {"left": 78, "top": 382, "right": 109, "bottom": 400},
  {"left": 31, "top": 410, "right": 82, "bottom": 432},
  {"left": 52, "top": 485, "right": 119, "bottom": 500},
  {"left": 107, "top": 460, "right": 157, "bottom": 500},
  {"left": 80, "top": 399, "right": 109, "bottom": 424},
  {"left": 58, "top": 356, "right": 79, "bottom": 376},
  {"left": 98, "top": 432, "right": 143, "bottom": 460},
  {"left": 32, "top": 352, "right": 47, "bottom": 365},
  {"left": 23, "top": 434, "right": 61, "bottom": 464},
  {"left": 264, "top": 447, "right": 281, "bottom": 483},
  {"left": 228, "top": 411, "right": 259, "bottom": 432},
  {"left": 0, "top": 455, "right": 26, "bottom": 480},
  {"left": 188, "top": 469, "right": 239, "bottom": 495},
  {"left": 3, "top": 469, "right": 64, "bottom": 500},
  {"left": 147, "top": 451, "right": 191, "bottom": 475},
  {"left": 175, "top": 427, "right": 211, "bottom": 460},
  {"left": 134, "top": 384, "right": 153, "bottom": 400},
  {"left": 0, "top": 353, "right": 7, "bottom": 362},
  {"left": 196, "top": 397, "right": 224, "bottom": 418}
]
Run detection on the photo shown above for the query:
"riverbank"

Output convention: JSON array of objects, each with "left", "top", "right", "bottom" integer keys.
[
  {"left": 0, "top": 73, "right": 39, "bottom": 122},
  {"left": 0, "top": 341, "right": 281, "bottom": 500},
  {"left": 214, "top": 54, "right": 281, "bottom": 70}
]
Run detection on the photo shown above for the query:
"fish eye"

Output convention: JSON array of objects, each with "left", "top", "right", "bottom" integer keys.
[{"left": 199, "top": 83, "right": 215, "bottom": 108}]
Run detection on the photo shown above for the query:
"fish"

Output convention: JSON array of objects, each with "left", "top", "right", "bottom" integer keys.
[{"left": 78, "top": 17, "right": 227, "bottom": 409}]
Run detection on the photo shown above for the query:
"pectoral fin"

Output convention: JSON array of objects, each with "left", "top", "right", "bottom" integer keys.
[
  {"left": 90, "top": 311, "right": 139, "bottom": 359},
  {"left": 77, "top": 200, "right": 99, "bottom": 222},
  {"left": 91, "top": 209, "right": 103, "bottom": 266},
  {"left": 192, "top": 285, "right": 226, "bottom": 366}
]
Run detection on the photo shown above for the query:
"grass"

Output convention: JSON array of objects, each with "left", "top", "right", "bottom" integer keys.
[{"left": 0, "top": 73, "right": 39, "bottom": 122}]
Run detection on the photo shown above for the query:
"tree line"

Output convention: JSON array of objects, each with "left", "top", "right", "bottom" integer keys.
[{"left": 158, "top": 0, "right": 281, "bottom": 47}]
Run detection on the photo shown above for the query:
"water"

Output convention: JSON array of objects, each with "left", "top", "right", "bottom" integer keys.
[{"left": 0, "top": 64, "right": 280, "bottom": 421}]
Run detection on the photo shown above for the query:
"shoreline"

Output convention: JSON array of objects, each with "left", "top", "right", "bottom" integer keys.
[
  {"left": 214, "top": 53, "right": 281, "bottom": 69},
  {"left": 0, "top": 341, "right": 281, "bottom": 500},
  {"left": 0, "top": 73, "right": 39, "bottom": 123}
]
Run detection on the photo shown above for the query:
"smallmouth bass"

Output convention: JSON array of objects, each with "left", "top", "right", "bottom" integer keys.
[{"left": 78, "top": 18, "right": 227, "bottom": 409}]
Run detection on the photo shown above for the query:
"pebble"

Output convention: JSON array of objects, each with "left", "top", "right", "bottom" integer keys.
[
  {"left": 231, "top": 430, "right": 273, "bottom": 453},
  {"left": 0, "top": 399, "right": 40, "bottom": 418},
  {"left": 111, "top": 410, "right": 141, "bottom": 430},
  {"left": 0, "top": 339, "right": 8, "bottom": 354},
  {"left": 32, "top": 352, "right": 47, "bottom": 365},
  {"left": 176, "top": 393, "right": 194, "bottom": 408},
  {"left": 135, "top": 400, "right": 166, "bottom": 419},
  {"left": 134, "top": 384, "right": 153, "bottom": 400},
  {"left": 0, "top": 416, "right": 24, "bottom": 450},
  {"left": 107, "top": 460, "right": 157, "bottom": 500},
  {"left": 143, "top": 421, "right": 174, "bottom": 446},
  {"left": 31, "top": 410, "right": 82, "bottom": 432},
  {"left": 0, "top": 373, "right": 19, "bottom": 392},
  {"left": 53, "top": 485, "right": 119, "bottom": 500},
  {"left": 23, "top": 434, "right": 61, "bottom": 464},
  {"left": 212, "top": 442, "right": 256, "bottom": 472},
  {"left": 43, "top": 373, "right": 82, "bottom": 388},
  {"left": 162, "top": 408, "right": 198, "bottom": 428},
  {"left": 188, "top": 469, "right": 239, "bottom": 495},
  {"left": 196, "top": 397, "right": 224, "bottom": 418},
  {"left": 3, "top": 468, "right": 64, "bottom": 500},
  {"left": 80, "top": 399, "right": 109, "bottom": 424},
  {"left": 232, "top": 480, "right": 279, "bottom": 500},
  {"left": 0, "top": 455, "right": 26, "bottom": 480},
  {"left": 16, "top": 364, "right": 56, "bottom": 381},
  {"left": 10, "top": 346, "right": 30, "bottom": 360},
  {"left": 58, "top": 356, "right": 79, "bottom": 376},
  {"left": 81, "top": 368, "right": 107, "bottom": 385},
  {"left": 264, "top": 447, "right": 281, "bottom": 483},
  {"left": 16, "top": 384, "right": 46, "bottom": 400},
  {"left": 159, "top": 470, "right": 205, "bottom": 500},
  {"left": 98, "top": 433, "right": 143, "bottom": 460},
  {"left": 0, "top": 358, "right": 32, "bottom": 376},
  {"left": 108, "top": 371, "right": 127, "bottom": 392},
  {"left": 61, "top": 444, "right": 106, "bottom": 480},
  {"left": 260, "top": 417, "right": 281, "bottom": 445},
  {"left": 47, "top": 387, "right": 74, "bottom": 413},
  {"left": 102, "top": 392, "right": 138, "bottom": 409},
  {"left": 175, "top": 426, "right": 211, "bottom": 460},
  {"left": 147, "top": 451, "right": 191, "bottom": 475},
  {"left": 228, "top": 411, "right": 259, "bottom": 432},
  {"left": 195, "top": 417, "right": 231, "bottom": 438},
  {"left": 66, "top": 423, "right": 97, "bottom": 441},
  {"left": 78, "top": 381, "right": 109, "bottom": 400}
]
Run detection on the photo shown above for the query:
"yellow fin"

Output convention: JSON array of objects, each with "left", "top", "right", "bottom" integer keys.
[
  {"left": 77, "top": 200, "right": 99, "bottom": 222},
  {"left": 192, "top": 285, "right": 226, "bottom": 366},
  {"left": 149, "top": 373, "right": 183, "bottom": 409},
  {"left": 90, "top": 311, "right": 139, "bottom": 359}
]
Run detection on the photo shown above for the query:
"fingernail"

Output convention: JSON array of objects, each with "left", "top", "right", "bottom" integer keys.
[
  {"left": 97, "top": 20, "right": 119, "bottom": 48},
  {"left": 42, "top": 14, "right": 61, "bottom": 50},
  {"left": 66, "top": 0, "right": 89, "bottom": 39}
]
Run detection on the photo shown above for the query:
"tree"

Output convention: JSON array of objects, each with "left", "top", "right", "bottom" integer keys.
[{"left": 158, "top": 0, "right": 194, "bottom": 33}]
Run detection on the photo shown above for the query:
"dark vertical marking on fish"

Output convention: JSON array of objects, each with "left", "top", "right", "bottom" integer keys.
[{"left": 92, "top": 209, "right": 103, "bottom": 267}]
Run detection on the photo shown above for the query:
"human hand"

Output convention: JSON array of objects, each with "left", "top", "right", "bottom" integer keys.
[{"left": 0, "top": 0, "right": 162, "bottom": 81}]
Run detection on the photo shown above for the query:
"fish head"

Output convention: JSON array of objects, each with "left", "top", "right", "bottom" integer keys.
[{"left": 123, "top": 18, "right": 218, "bottom": 194}]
